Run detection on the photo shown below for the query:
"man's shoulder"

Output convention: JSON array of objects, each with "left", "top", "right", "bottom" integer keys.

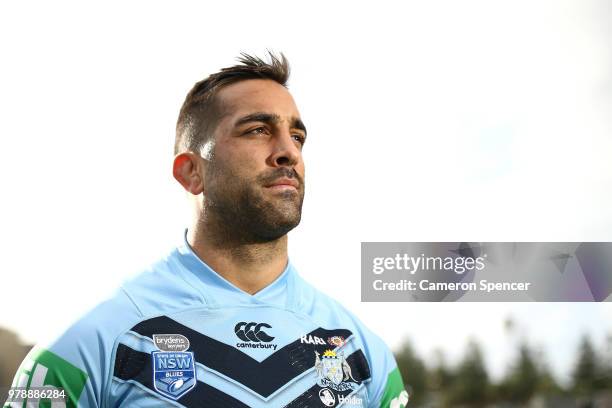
[
  {"left": 119, "top": 248, "right": 207, "bottom": 316},
  {"left": 45, "top": 247, "right": 192, "bottom": 350},
  {"left": 11, "top": 287, "right": 146, "bottom": 407},
  {"left": 293, "top": 273, "right": 374, "bottom": 336},
  {"left": 45, "top": 285, "right": 143, "bottom": 352},
  {"left": 20, "top": 251, "right": 190, "bottom": 400}
]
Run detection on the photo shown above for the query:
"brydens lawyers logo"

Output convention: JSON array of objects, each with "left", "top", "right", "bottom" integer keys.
[
  {"left": 151, "top": 334, "right": 196, "bottom": 400},
  {"left": 234, "top": 322, "right": 278, "bottom": 351}
]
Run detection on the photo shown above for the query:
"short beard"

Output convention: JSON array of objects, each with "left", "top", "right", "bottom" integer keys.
[{"left": 204, "top": 165, "right": 304, "bottom": 245}]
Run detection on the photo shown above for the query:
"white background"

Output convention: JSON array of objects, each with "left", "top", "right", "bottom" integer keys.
[{"left": 1, "top": 0, "right": 611, "bottom": 385}]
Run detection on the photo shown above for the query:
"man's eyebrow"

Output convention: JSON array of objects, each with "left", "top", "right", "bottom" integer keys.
[
  {"left": 292, "top": 118, "right": 307, "bottom": 136},
  {"left": 235, "top": 112, "right": 280, "bottom": 128},
  {"left": 235, "top": 112, "right": 307, "bottom": 136}
]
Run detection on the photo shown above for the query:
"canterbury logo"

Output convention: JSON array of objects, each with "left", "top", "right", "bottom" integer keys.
[{"left": 234, "top": 322, "right": 275, "bottom": 343}]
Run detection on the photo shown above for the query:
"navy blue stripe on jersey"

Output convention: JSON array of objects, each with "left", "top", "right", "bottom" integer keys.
[
  {"left": 283, "top": 350, "right": 372, "bottom": 408},
  {"left": 114, "top": 343, "right": 250, "bottom": 408},
  {"left": 128, "top": 316, "right": 354, "bottom": 398},
  {"left": 114, "top": 343, "right": 371, "bottom": 408}
]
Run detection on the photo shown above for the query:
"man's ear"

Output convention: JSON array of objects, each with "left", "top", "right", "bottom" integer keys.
[{"left": 172, "top": 152, "right": 205, "bottom": 195}]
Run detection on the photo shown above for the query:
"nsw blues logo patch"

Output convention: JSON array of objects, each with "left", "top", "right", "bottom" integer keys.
[{"left": 151, "top": 334, "right": 196, "bottom": 400}]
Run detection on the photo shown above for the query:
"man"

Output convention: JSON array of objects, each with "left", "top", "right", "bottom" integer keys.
[{"left": 5, "top": 52, "right": 408, "bottom": 407}]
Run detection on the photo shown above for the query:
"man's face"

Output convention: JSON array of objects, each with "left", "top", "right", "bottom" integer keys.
[{"left": 202, "top": 79, "right": 306, "bottom": 242}]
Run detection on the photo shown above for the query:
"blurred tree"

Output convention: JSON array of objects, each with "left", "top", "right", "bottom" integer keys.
[
  {"left": 395, "top": 340, "right": 427, "bottom": 407},
  {"left": 599, "top": 334, "right": 612, "bottom": 390},
  {"left": 428, "top": 349, "right": 455, "bottom": 408},
  {"left": 498, "top": 342, "right": 540, "bottom": 403},
  {"left": 503, "top": 317, "right": 515, "bottom": 334},
  {"left": 429, "top": 349, "right": 453, "bottom": 391},
  {"left": 446, "top": 339, "right": 490, "bottom": 407},
  {"left": 538, "top": 359, "right": 563, "bottom": 395},
  {"left": 572, "top": 335, "right": 600, "bottom": 396}
]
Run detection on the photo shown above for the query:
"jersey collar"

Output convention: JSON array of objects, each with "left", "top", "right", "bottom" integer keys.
[{"left": 175, "top": 229, "right": 298, "bottom": 310}]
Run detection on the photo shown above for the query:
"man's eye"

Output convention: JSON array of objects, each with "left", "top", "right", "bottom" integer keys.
[
  {"left": 292, "top": 134, "right": 306, "bottom": 145},
  {"left": 247, "top": 127, "right": 268, "bottom": 135}
]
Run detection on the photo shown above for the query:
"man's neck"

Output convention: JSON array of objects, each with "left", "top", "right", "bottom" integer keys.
[{"left": 187, "top": 222, "right": 289, "bottom": 295}]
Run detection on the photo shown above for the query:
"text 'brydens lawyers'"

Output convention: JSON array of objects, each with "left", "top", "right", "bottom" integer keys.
[{"left": 372, "top": 253, "right": 487, "bottom": 275}]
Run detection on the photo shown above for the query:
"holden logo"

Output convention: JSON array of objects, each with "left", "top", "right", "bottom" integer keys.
[
  {"left": 234, "top": 322, "right": 275, "bottom": 343},
  {"left": 319, "top": 388, "right": 336, "bottom": 406}
]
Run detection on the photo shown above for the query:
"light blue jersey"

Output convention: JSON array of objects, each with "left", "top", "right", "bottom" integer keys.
[{"left": 5, "top": 231, "right": 407, "bottom": 407}]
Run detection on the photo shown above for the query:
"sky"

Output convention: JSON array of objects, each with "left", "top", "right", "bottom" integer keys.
[{"left": 1, "top": 0, "right": 611, "bottom": 386}]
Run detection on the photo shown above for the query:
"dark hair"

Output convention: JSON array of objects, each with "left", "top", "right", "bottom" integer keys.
[{"left": 174, "top": 51, "right": 290, "bottom": 155}]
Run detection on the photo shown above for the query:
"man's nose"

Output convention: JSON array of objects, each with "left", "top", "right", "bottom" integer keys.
[{"left": 268, "top": 129, "right": 301, "bottom": 168}]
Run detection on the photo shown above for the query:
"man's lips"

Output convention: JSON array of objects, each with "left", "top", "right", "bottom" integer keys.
[{"left": 265, "top": 177, "right": 299, "bottom": 190}]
